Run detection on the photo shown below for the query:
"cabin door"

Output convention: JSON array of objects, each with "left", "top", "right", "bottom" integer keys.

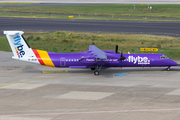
[{"left": 60, "top": 57, "right": 66, "bottom": 66}]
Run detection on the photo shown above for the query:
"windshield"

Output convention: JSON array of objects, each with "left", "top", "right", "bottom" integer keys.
[{"left": 161, "top": 56, "right": 169, "bottom": 59}]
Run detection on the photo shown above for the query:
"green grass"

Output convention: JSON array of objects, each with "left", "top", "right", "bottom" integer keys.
[
  {"left": 0, "top": 4, "right": 180, "bottom": 19},
  {"left": 0, "top": 13, "right": 69, "bottom": 19},
  {"left": 1, "top": 31, "right": 180, "bottom": 59},
  {"left": 0, "top": 2, "right": 38, "bottom": 5},
  {"left": 0, "top": 13, "right": 180, "bottom": 22}
]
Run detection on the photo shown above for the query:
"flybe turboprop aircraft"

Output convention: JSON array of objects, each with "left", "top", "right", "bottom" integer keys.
[{"left": 4, "top": 31, "right": 178, "bottom": 75}]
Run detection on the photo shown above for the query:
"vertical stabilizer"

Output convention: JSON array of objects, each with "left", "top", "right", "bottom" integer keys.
[{"left": 4, "top": 31, "right": 39, "bottom": 64}]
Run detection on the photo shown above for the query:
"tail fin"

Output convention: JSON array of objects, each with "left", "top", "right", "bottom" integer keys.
[{"left": 4, "top": 31, "right": 38, "bottom": 63}]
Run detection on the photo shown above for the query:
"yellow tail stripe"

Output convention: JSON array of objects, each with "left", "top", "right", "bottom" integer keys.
[{"left": 37, "top": 50, "right": 55, "bottom": 67}]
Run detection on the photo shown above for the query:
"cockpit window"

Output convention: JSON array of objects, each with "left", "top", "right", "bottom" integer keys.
[{"left": 161, "top": 56, "right": 169, "bottom": 59}]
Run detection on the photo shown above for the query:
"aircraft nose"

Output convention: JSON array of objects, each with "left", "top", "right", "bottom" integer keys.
[{"left": 170, "top": 60, "right": 178, "bottom": 66}]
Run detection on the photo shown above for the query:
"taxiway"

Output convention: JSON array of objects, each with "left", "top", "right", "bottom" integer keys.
[
  {"left": 1, "top": 17, "right": 180, "bottom": 37},
  {"left": 0, "top": 51, "right": 180, "bottom": 120}
]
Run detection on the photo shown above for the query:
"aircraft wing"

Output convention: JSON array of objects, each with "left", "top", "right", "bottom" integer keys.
[{"left": 88, "top": 45, "right": 107, "bottom": 59}]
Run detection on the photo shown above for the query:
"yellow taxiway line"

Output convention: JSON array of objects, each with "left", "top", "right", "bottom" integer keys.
[{"left": 41, "top": 70, "right": 68, "bottom": 74}]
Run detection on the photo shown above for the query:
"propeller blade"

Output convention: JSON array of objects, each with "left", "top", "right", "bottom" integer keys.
[{"left": 115, "top": 45, "right": 118, "bottom": 54}]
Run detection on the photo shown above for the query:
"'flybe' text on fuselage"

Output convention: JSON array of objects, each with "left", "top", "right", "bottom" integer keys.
[
  {"left": 14, "top": 35, "right": 25, "bottom": 58},
  {"left": 127, "top": 56, "right": 150, "bottom": 64}
]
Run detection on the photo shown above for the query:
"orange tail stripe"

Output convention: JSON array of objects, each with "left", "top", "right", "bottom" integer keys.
[
  {"left": 36, "top": 50, "right": 55, "bottom": 67},
  {"left": 32, "top": 49, "right": 45, "bottom": 65}
]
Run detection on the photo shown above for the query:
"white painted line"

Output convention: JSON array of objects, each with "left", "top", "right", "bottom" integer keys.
[
  {"left": 1, "top": 83, "right": 47, "bottom": 90},
  {"left": 0, "top": 116, "right": 51, "bottom": 120},
  {"left": 167, "top": 89, "right": 180, "bottom": 95},
  {"left": 57, "top": 91, "right": 114, "bottom": 100}
]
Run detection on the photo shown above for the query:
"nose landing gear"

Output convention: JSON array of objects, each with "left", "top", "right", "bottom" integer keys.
[{"left": 166, "top": 66, "right": 171, "bottom": 71}]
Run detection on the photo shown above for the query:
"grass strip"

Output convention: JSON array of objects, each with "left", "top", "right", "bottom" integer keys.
[
  {"left": 0, "top": 2, "right": 38, "bottom": 5},
  {"left": 1, "top": 31, "right": 180, "bottom": 59},
  {"left": 0, "top": 13, "right": 180, "bottom": 22},
  {"left": 0, "top": 4, "right": 180, "bottom": 19}
]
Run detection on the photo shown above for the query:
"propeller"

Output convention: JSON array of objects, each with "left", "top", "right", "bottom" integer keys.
[
  {"left": 115, "top": 45, "right": 119, "bottom": 54},
  {"left": 120, "top": 50, "right": 126, "bottom": 61},
  {"left": 115, "top": 45, "right": 126, "bottom": 61}
]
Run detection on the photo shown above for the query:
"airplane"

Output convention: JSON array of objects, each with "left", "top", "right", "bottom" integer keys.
[{"left": 4, "top": 31, "right": 178, "bottom": 75}]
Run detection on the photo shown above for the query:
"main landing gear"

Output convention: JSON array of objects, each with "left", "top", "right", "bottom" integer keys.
[
  {"left": 93, "top": 66, "right": 102, "bottom": 76},
  {"left": 94, "top": 70, "right": 99, "bottom": 75}
]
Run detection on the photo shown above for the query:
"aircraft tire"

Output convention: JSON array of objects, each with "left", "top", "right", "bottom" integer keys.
[
  {"left": 166, "top": 68, "right": 170, "bottom": 71},
  {"left": 94, "top": 70, "right": 99, "bottom": 76}
]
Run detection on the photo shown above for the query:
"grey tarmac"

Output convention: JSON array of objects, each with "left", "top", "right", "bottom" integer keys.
[
  {"left": 1, "top": 17, "right": 180, "bottom": 37},
  {"left": 0, "top": 0, "right": 180, "bottom": 4},
  {"left": 1, "top": 51, "right": 180, "bottom": 120},
  {"left": 1, "top": 1, "right": 180, "bottom": 119}
]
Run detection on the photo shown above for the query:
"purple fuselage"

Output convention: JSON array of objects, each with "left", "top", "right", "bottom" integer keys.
[{"left": 47, "top": 50, "right": 177, "bottom": 68}]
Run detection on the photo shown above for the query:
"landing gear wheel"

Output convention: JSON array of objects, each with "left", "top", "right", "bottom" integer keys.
[
  {"left": 94, "top": 70, "right": 99, "bottom": 76},
  {"left": 91, "top": 67, "right": 95, "bottom": 70},
  {"left": 166, "top": 68, "right": 170, "bottom": 71}
]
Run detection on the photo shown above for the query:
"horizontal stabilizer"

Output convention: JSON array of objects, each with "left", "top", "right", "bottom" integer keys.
[{"left": 4, "top": 31, "right": 24, "bottom": 35}]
